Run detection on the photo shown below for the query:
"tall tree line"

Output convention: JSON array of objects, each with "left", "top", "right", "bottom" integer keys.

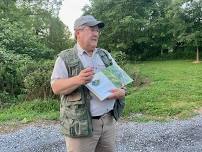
[
  {"left": 0, "top": 0, "right": 73, "bottom": 106},
  {"left": 84, "top": 0, "right": 202, "bottom": 61}
]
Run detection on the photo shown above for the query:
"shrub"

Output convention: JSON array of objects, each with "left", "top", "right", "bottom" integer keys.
[
  {"left": 112, "top": 51, "right": 127, "bottom": 67},
  {"left": 24, "top": 60, "right": 55, "bottom": 99}
]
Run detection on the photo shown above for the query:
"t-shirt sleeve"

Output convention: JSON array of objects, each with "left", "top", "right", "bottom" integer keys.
[{"left": 50, "top": 56, "right": 68, "bottom": 85}]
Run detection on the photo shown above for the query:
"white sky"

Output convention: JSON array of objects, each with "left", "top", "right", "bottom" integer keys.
[{"left": 59, "top": 0, "right": 90, "bottom": 35}]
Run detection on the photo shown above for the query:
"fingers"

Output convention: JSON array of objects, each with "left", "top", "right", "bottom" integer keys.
[
  {"left": 107, "top": 88, "right": 125, "bottom": 100},
  {"left": 107, "top": 94, "right": 116, "bottom": 100},
  {"left": 80, "top": 68, "right": 94, "bottom": 77},
  {"left": 77, "top": 68, "right": 94, "bottom": 85},
  {"left": 82, "top": 67, "right": 94, "bottom": 73}
]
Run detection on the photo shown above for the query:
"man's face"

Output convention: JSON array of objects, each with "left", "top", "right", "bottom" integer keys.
[{"left": 76, "top": 25, "right": 100, "bottom": 52}]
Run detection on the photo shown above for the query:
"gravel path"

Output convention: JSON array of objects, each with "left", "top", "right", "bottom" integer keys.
[{"left": 0, "top": 115, "right": 202, "bottom": 152}]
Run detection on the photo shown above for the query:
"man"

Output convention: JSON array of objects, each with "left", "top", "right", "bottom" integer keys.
[{"left": 51, "top": 15, "right": 126, "bottom": 152}]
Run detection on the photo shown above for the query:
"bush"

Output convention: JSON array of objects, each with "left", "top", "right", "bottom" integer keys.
[
  {"left": 112, "top": 51, "right": 127, "bottom": 67},
  {"left": 24, "top": 60, "right": 55, "bottom": 99},
  {"left": 0, "top": 49, "right": 31, "bottom": 96},
  {"left": 0, "top": 91, "right": 15, "bottom": 108},
  {"left": 0, "top": 18, "right": 56, "bottom": 105}
]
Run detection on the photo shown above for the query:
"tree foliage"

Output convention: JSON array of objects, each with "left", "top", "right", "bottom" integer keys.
[
  {"left": 0, "top": 0, "right": 72, "bottom": 105},
  {"left": 84, "top": 0, "right": 202, "bottom": 61}
]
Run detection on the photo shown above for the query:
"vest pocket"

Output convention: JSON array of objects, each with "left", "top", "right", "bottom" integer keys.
[
  {"left": 69, "top": 119, "right": 89, "bottom": 137},
  {"left": 67, "top": 91, "right": 81, "bottom": 102},
  {"left": 60, "top": 102, "right": 92, "bottom": 137},
  {"left": 61, "top": 90, "right": 82, "bottom": 105},
  {"left": 69, "top": 61, "right": 81, "bottom": 77}
]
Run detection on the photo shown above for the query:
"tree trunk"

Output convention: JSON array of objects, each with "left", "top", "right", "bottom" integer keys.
[
  {"left": 161, "top": 49, "right": 163, "bottom": 55},
  {"left": 43, "top": 88, "right": 46, "bottom": 100},
  {"left": 196, "top": 44, "right": 199, "bottom": 62}
]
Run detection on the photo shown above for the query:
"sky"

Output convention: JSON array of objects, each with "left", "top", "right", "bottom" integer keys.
[{"left": 59, "top": 0, "right": 90, "bottom": 35}]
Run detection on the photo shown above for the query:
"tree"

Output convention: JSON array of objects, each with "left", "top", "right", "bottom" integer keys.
[
  {"left": 17, "top": 0, "right": 72, "bottom": 50},
  {"left": 44, "top": 17, "right": 73, "bottom": 53},
  {"left": 84, "top": 0, "right": 201, "bottom": 61},
  {"left": 85, "top": 0, "right": 156, "bottom": 60},
  {"left": 0, "top": 0, "right": 72, "bottom": 103},
  {"left": 0, "top": 18, "right": 54, "bottom": 59},
  {"left": 84, "top": 0, "right": 178, "bottom": 60},
  {"left": 179, "top": 0, "right": 202, "bottom": 62}
]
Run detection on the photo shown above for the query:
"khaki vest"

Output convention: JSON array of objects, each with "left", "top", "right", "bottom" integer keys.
[{"left": 59, "top": 46, "right": 125, "bottom": 138}]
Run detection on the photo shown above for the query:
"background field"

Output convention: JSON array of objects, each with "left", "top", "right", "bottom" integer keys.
[
  {"left": 1, "top": 60, "right": 202, "bottom": 124},
  {"left": 124, "top": 60, "right": 202, "bottom": 121}
]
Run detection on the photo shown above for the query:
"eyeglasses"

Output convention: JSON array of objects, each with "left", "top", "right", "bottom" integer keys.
[
  {"left": 88, "top": 26, "right": 100, "bottom": 32},
  {"left": 77, "top": 25, "right": 100, "bottom": 33},
  {"left": 80, "top": 26, "right": 100, "bottom": 33}
]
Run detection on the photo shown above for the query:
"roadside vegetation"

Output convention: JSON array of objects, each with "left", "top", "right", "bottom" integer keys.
[{"left": 1, "top": 60, "right": 202, "bottom": 124}]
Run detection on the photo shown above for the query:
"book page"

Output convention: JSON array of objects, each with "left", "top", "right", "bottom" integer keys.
[
  {"left": 86, "top": 72, "right": 116, "bottom": 101},
  {"left": 86, "top": 64, "right": 133, "bottom": 101}
]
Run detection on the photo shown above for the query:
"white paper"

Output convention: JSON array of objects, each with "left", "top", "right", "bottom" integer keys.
[{"left": 85, "top": 64, "right": 133, "bottom": 101}]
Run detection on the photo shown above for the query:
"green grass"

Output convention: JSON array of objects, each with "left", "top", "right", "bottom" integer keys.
[
  {"left": 1, "top": 60, "right": 202, "bottom": 124},
  {"left": 124, "top": 60, "right": 202, "bottom": 121},
  {"left": 0, "top": 99, "right": 59, "bottom": 124}
]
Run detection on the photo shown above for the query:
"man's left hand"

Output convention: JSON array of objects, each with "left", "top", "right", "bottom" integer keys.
[{"left": 107, "top": 88, "right": 125, "bottom": 100}]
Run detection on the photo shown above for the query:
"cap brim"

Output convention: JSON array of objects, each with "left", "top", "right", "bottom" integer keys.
[
  {"left": 86, "top": 21, "right": 105, "bottom": 28},
  {"left": 97, "top": 22, "right": 105, "bottom": 28}
]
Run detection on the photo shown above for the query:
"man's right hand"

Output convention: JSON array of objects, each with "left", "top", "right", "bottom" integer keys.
[
  {"left": 76, "top": 67, "right": 94, "bottom": 85},
  {"left": 51, "top": 67, "right": 94, "bottom": 95}
]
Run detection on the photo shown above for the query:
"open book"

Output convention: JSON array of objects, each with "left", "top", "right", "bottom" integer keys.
[{"left": 85, "top": 64, "right": 133, "bottom": 101}]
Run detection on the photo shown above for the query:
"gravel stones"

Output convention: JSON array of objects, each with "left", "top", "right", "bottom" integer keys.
[{"left": 0, "top": 115, "right": 202, "bottom": 152}]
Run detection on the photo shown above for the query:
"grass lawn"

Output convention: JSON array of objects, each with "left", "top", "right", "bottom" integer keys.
[
  {"left": 0, "top": 60, "right": 202, "bottom": 124},
  {"left": 0, "top": 99, "right": 59, "bottom": 124},
  {"left": 124, "top": 60, "right": 202, "bottom": 121}
]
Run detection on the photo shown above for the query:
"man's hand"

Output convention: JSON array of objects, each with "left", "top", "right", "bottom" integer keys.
[
  {"left": 107, "top": 88, "right": 125, "bottom": 100},
  {"left": 76, "top": 67, "right": 94, "bottom": 85},
  {"left": 51, "top": 67, "right": 94, "bottom": 95}
]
